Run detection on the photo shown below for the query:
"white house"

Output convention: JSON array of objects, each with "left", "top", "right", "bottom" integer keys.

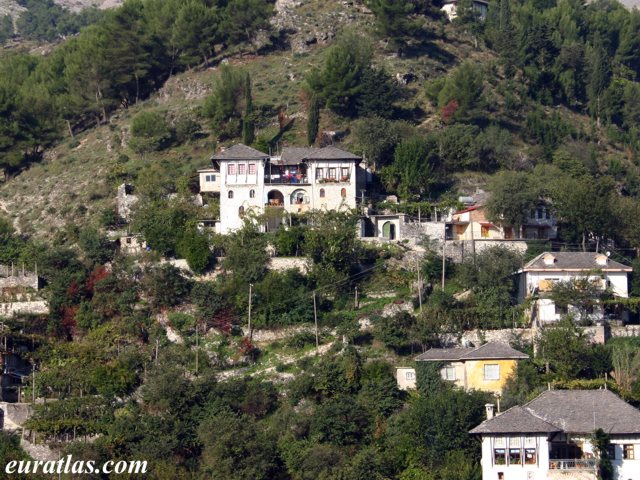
[
  {"left": 470, "top": 389, "right": 640, "bottom": 480},
  {"left": 395, "top": 367, "right": 417, "bottom": 390},
  {"left": 441, "top": 0, "right": 489, "bottom": 21},
  {"left": 201, "top": 144, "right": 364, "bottom": 234},
  {"left": 517, "top": 252, "right": 632, "bottom": 324}
]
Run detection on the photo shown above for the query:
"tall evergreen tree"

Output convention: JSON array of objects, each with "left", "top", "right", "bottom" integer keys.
[
  {"left": 587, "top": 37, "right": 611, "bottom": 127},
  {"left": 307, "top": 94, "right": 319, "bottom": 146}
]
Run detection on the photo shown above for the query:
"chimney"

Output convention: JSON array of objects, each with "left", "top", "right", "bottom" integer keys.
[
  {"left": 542, "top": 253, "right": 556, "bottom": 266},
  {"left": 485, "top": 403, "right": 495, "bottom": 420}
]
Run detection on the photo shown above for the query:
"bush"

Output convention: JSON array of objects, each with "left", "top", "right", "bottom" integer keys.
[
  {"left": 177, "top": 227, "right": 212, "bottom": 274},
  {"left": 129, "top": 111, "right": 173, "bottom": 153}
]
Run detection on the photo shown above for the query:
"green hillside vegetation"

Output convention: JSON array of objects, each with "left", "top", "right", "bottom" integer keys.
[{"left": 3, "top": 0, "right": 640, "bottom": 477}]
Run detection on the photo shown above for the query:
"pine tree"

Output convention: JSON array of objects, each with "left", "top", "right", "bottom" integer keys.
[
  {"left": 496, "top": 0, "right": 516, "bottom": 77},
  {"left": 307, "top": 94, "right": 319, "bottom": 146},
  {"left": 242, "top": 72, "right": 255, "bottom": 145},
  {"left": 587, "top": 37, "right": 611, "bottom": 128}
]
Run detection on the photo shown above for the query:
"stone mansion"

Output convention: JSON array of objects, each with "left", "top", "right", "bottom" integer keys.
[{"left": 198, "top": 143, "right": 366, "bottom": 234}]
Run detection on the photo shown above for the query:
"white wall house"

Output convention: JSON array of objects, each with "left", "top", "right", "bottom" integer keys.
[
  {"left": 200, "top": 144, "right": 364, "bottom": 234},
  {"left": 470, "top": 389, "right": 640, "bottom": 480},
  {"left": 517, "top": 252, "right": 632, "bottom": 324}
]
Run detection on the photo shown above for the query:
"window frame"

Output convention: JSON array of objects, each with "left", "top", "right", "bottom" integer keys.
[
  {"left": 328, "top": 167, "right": 336, "bottom": 179},
  {"left": 316, "top": 168, "right": 324, "bottom": 180},
  {"left": 248, "top": 163, "right": 256, "bottom": 175},
  {"left": 249, "top": 189, "right": 256, "bottom": 199},
  {"left": 238, "top": 163, "right": 246, "bottom": 175},
  {"left": 228, "top": 190, "right": 234, "bottom": 199},
  {"left": 623, "top": 444, "right": 635, "bottom": 460},
  {"left": 228, "top": 163, "right": 236, "bottom": 175},
  {"left": 484, "top": 364, "right": 500, "bottom": 381},
  {"left": 442, "top": 366, "right": 456, "bottom": 381}
]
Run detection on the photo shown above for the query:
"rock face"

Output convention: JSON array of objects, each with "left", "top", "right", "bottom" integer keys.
[
  {"left": 271, "top": 0, "right": 371, "bottom": 53},
  {"left": 53, "top": 0, "right": 123, "bottom": 12}
]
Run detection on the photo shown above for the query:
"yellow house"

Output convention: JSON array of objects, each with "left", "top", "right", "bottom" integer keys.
[{"left": 415, "top": 342, "right": 529, "bottom": 394}]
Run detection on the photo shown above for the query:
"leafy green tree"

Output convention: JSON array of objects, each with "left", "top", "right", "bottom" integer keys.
[
  {"left": 219, "top": 0, "right": 274, "bottom": 45},
  {"left": 374, "top": 311, "right": 416, "bottom": 354},
  {"left": 78, "top": 227, "right": 115, "bottom": 266},
  {"left": 171, "top": 0, "right": 219, "bottom": 67},
  {"left": 355, "top": 66, "right": 400, "bottom": 118},
  {"left": 437, "top": 62, "right": 485, "bottom": 121},
  {"left": 129, "top": 111, "right": 173, "bottom": 154},
  {"left": 202, "top": 64, "right": 245, "bottom": 139},
  {"left": 364, "top": 0, "right": 419, "bottom": 53},
  {"left": 486, "top": 170, "right": 541, "bottom": 233},
  {"left": 352, "top": 116, "right": 414, "bottom": 168},
  {"left": 177, "top": 227, "right": 212, "bottom": 274},
  {"left": 306, "top": 32, "right": 372, "bottom": 116},
  {"left": 223, "top": 224, "right": 269, "bottom": 285},
  {"left": 592, "top": 428, "right": 614, "bottom": 480},
  {"left": 550, "top": 277, "right": 611, "bottom": 320},
  {"left": 143, "top": 264, "right": 191, "bottom": 310},
  {"left": 380, "top": 137, "right": 441, "bottom": 200},
  {"left": 536, "top": 317, "right": 593, "bottom": 380},
  {"left": 587, "top": 37, "right": 611, "bottom": 127},
  {"left": 310, "top": 396, "right": 372, "bottom": 446},
  {"left": 0, "top": 15, "right": 13, "bottom": 44}
]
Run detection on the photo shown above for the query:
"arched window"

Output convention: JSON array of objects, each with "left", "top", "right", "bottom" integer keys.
[
  {"left": 249, "top": 189, "right": 256, "bottom": 198},
  {"left": 228, "top": 190, "right": 234, "bottom": 199},
  {"left": 239, "top": 206, "right": 245, "bottom": 217},
  {"left": 340, "top": 188, "right": 347, "bottom": 198},
  {"left": 320, "top": 188, "right": 325, "bottom": 198}
]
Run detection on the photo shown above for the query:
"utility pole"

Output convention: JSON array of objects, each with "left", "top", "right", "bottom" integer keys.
[
  {"left": 416, "top": 260, "right": 423, "bottom": 313},
  {"left": 32, "top": 363, "right": 36, "bottom": 404},
  {"left": 354, "top": 286, "right": 359, "bottom": 309},
  {"left": 155, "top": 338, "right": 159, "bottom": 363},
  {"left": 248, "top": 284, "right": 253, "bottom": 341},
  {"left": 195, "top": 322, "right": 199, "bottom": 376},
  {"left": 313, "top": 291, "right": 319, "bottom": 354},
  {"left": 441, "top": 222, "right": 446, "bottom": 290}
]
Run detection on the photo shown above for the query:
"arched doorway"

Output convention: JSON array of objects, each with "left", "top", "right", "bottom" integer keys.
[
  {"left": 267, "top": 189, "right": 284, "bottom": 206},
  {"left": 382, "top": 221, "right": 396, "bottom": 240}
]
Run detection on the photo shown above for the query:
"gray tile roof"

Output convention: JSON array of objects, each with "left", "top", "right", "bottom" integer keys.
[
  {"left": 470, "top": 406, "right": 561, "bottom": 434},
  {"left": 305, "top": 146, "right": 360, "bottom": 160},
  {"left": 415, "top": 342, "right": 529, "bottom": 362},
  {"left": 523, "top": 252, "right": 631, "bottom": 272},
  {"left": 470, "top": 389, "right": 640, "bottom": 435},
  {"left": 279, "top": 147, "right": 319, "bottom": 165},
  {"left": 211, "top": 144, "right": 269, "bottom": 160}
]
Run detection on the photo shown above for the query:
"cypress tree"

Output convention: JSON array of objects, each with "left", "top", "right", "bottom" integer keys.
[
  {"left": 242, "top": 72, "right": 255, "bottom": 145},
  {"left": 307, "top": 95, "right": 320, "bottom": 146}
]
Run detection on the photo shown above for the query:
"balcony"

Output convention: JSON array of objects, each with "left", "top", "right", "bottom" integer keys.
[
  {"left": 549, "top": 459, "right": 597, "bottom": 470},
  {"left": 264, "top": 175, "right": 309, "bottom": 185}
]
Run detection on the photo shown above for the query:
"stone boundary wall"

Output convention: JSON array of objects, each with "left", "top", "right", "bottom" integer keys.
[
  {"left": 0, "top": 273, "right": 39, "bottom": 291},
  {"left": 0, "top": 300, "right": 49, "bottom": 317},
  {"left": 268, "top": 257, "right": 309, "bottom": 273}
]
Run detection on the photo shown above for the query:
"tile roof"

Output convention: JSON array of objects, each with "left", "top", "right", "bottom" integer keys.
[
  {"left": 305, "top": 145, "right": 361, "bottom": 160},
  {"left": 211, "top": 144, "right": 269, "bottom": 160},
  {"left": 415, "top": 342, "right": 529, "bottom": 362},
  {"left": 523, "top": 252, "right": 631, "bottom": 272},
  {"left": 470, "top": 406, "right": 561, "bottom": 434},
  {"left": 470, "top": 389, "right": 640, "bottom": 435},
  {"left": 279, "top": 147, "right": 319, "bottom": 165}
]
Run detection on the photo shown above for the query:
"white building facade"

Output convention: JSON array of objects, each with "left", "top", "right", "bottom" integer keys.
[
  {"left": 471, "top": 390, "right": 640, "bottom": 480},
  {"left": 517, "top": 252, "right": 632, "bottom": 324},
  {"left": 201, "top": 144, "right": 364, "bottom": 234}
]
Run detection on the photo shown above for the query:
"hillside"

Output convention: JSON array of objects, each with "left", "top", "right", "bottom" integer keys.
[{"left": 0, "top": 0, "right": 489, "bottom": 237}]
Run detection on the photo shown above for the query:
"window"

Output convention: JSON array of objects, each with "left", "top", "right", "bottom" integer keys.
[
  {"left": 405, "top": 371, "right": 415, "bottom": 380},
  {"left": 509, "top": 448, "right": 522, "bottom": 465},
  {"left": 238, "top": 164, "right": 246, "bottom": 175},
  {"left": 623, "top": 444, "right": 635, "bottom": 460},
  {"left": 497, "top": 474, "right": 504, "bottom": 480},
  {"left": 320, "top": 188, "right": 325, "bottom": 198},
  {"left": 248, "top": 163, "right": 256, "bottom": 175},
  {"left": 205, "top": 174, "right": 216, "bottom": 182},
  {"left": 228, "top": 190, "right": 234, "bottom": 199},
  {"left": 228, "top": 164, "right": 236, "bottom": 175},
  {"left": 341, "top": 167, "right": 349, "bottom": 179},
  {"left": 316, "top": 168, "right": 324, "bottom": 180},
  {"left": 328, "top": 168, "right": 336, "bottom": 179},
  {"left": 341, "top": 188, "right": 347, "bottom": 198},
  {"left": 608, "top": 445, "right": 616, "bottom": 460},
  {"left": 524, "top": 448, "right": 537, "bottom": 464},
  {"left": 249, "top": 189, "right": 256, "bottom": 198},
  {"left": 238, "top": 206, "right": 245, "bottom": 217},
  {"left": 125, "top": 237, "right": 132, "bottom": 245},
  {"left": 494, "top": 449, "right": 506, "bottom": 465},
  {"left": 481, "top": 226, "right": 490, "bottom": 238},
  {"left": 442, "top": 366, "right": 456, "bottom": 380},
  {"left": 484, "top": 364, "right": 500, "bottom": 381}
]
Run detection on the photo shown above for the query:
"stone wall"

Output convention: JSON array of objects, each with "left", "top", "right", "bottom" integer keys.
[
  {"left": 444, "top": 240, "right": 528, "bottom": 263},
  {"left": 0, "top": 301, "right": 49, "bottom": 317},
  {"left": 267, "top": 257, "right": 309, "bottom": 273},
  {"left": 0, "top": 271, "right": 39, "bottom": 291}
]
